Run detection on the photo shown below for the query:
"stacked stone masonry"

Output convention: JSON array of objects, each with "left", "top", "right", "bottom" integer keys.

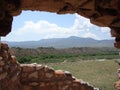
[
  {"left": 114, "top": 69, "right": 120, "bottom": 90},
  {"left": 0, "top": 0, "right": 120, "bottom": 48},
  {"left": 0, "top": 43, "right": 95, "bottom": 90}
]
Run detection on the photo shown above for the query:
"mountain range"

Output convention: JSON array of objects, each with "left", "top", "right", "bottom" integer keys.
[{"left": 4, "top": 36, "right": 114, "bottom": 48}]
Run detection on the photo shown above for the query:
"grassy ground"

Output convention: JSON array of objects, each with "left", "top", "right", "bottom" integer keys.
[
  {"left": 17, "top": 50, "right": 120, "bottom": 90},
  {"left": 45, "top": 60, "right": 119, "bottom": 90}
]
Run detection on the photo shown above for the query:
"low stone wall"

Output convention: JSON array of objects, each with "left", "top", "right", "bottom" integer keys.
[
  {"left": 0, "top": 43, "right": 95, "bottom": 90},
  {"left": 20, "top": 64, "right": 94, "bottom": 90},
  {"left": 114, "top": 68, "right": 120, "bottom": 90}
]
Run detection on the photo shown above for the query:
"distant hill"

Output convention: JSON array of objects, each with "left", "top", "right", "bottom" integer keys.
[{"left": 5, "top": 36, "right": 114, "bottom": 48}]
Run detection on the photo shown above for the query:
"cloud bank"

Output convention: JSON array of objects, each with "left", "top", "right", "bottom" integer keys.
[{"left": 3, "top": 14, "right": 111, "bottom": 41}]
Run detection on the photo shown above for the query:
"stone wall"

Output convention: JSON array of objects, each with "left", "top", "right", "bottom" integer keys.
[
  {"left": 20, "top": 64, "right": 94, "bottom": 90},
  {"left": 114, "top": 68, "right": 120, "bottom": 90},
  {"left": 0, "top": 43, "right": 95, "bottom": 90}
]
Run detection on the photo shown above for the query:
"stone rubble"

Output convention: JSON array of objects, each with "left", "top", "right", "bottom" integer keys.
[
  {"left": 115, "top": 69, "right": 120, "bottom": 90},
  {"left": 0, "top": 42, "right": 95, "bottom": 90}
]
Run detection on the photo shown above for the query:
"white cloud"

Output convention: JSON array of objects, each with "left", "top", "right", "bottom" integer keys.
[
  {"left": 5, "top": 20, "right": 79, "bottom": 41},
  {"left": 101, "top": 27, "right": 110, "bottom": 33},
  {"left": 72, "top": 14, "right": 92, "bottom": 31},
  {"left": 3, "top": 13, "right": 112, "bottom": 41},
  {"left": 83, "top": 32, "right": 99, "bottom": 40}
]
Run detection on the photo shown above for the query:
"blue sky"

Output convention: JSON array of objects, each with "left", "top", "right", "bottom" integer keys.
[{"left": 2, "top": 11, "right": 113, "bottom": 41}]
